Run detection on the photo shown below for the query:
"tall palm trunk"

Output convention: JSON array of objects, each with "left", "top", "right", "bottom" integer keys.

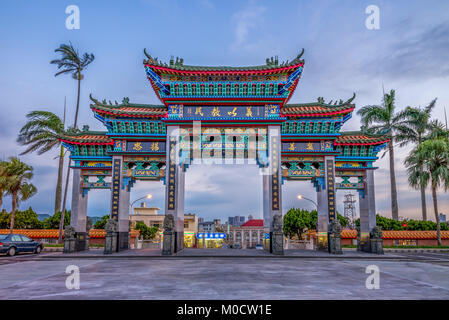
[
  {"left": 73, "top": 71, "right": 81, "bottom": 129},
  {"left": 54, "top": 146, "right": 64, "bottom": 213},
  {"left": 9, "top": 190, "right": 18, "bottom": 234},
  {"left": 420, "top": 184, "right": 427, "bottom": 221},
  {"left": 58, "top": 162, "right": 71, "bottom": 243},
  {"left": 388, "top": 140, "right": 399, "bottom": 220},
  {"left": 431, "top": 184, "right": 441, "bottom": 246},
  {"left": 58, "top": 70, "right": 81, "bottom": 243}
]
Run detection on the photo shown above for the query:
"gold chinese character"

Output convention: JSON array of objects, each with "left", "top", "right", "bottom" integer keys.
[
  {"left": 288, "top": 142, "right": 295, "bottom": 151},
  {"left": 211, "top": 107, "right": 221, "bottom": 117},
  {"left": 133, "top": 142, "right": 143, "bottom": 151},
  {"left": 246, "top": 107, "right": 253, "bottom": 117},
  {"left": 228, "top": 107, "right": 237, "bottom": 117},
  {"left": 306, "top": 142, "right": 314, "bottom": 150},
  {"left": 151, "top": 142, "right": 159, "bottom": 151},
  {"left": 195, "top": 107, "right": 204, "bottom": 116},
  {"left": 169, "top": 105, "right": 178, "bottom": 114}
]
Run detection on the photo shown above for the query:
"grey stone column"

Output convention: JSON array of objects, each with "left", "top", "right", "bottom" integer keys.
[
  {"left": 359, "top": 169, "right": 377, "bottom": 252},
  {"left": 164, "top": 125, "right": 185, "bottom": 254},
  {"left": 110, "top": 155, "right": 130, "bottom": 252},
  {"left": 69, "top": 168, "right": 88, "bottom": 252},
  {"left": 316, "top": 185, "right": 328, "bottom": 250},
  {"left": 261, "top": 125, "right": 283, "bottom": 255}
]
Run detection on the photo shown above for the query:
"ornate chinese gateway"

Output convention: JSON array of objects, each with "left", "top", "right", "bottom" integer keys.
[{"left": 60, "top": 49, "right": 388, "bottom": 254}]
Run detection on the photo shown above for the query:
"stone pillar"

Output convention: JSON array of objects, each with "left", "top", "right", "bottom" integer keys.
[
  {"left": 316, "top": 185, "right": 328, "bottom": 250},
  {"left": 164, "top": 125, "right": 185, "bottom": 254},
  {"left": 110, "top": 156, "right": 130, "bottom": 252},
  {"left": 358, "top": 169, "right": 378, "bottom": 252},
  {"left": 257, "top": 230, "right": 261, "bottom": 244},
  {"left": 262, "top": 125, "right": 283, "bottom": 255},
  {"left": 249, "top": 229, "right": 252, "bottom": 248},
  {"left": 68, "top": 168, "right": 88, "bottom": 252}
]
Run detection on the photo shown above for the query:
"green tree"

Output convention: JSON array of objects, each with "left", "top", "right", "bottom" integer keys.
[
  {"left": 12, "top": 207, "right": 43, "bottom": 229},
  {"left": 43, "top": 210, "right": 71, "bottom": 229},
  {"left": 17, "top": 111, "right": 65, "bottom": 214},
  {"left": 134, "top": 221, "right": 158, "bottom": 240},
  {"left": 405, "top": 138, "right": 449, "bottom": 246},
  {"left": 394, "top": 99, "right": 437, "bottom": 220},
  {"left": 357, "top": 89, "right": 410, "bottom": 220},
  {"left": 93, "top": 215, "right": 110, "bottom": 229},
  {"left": 51, "top": 43, "right": 95, "bottom": 243},
  {"left": 2, "top": 158, "right": 37, "bottom": 233},
  {"left": 283, "top": 208, "right": 317, "bottom": 239}
]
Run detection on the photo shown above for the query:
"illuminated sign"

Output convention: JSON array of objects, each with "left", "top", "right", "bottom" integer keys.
[{"left": 196, "top": 233, "right": 227, "bottom": 239}]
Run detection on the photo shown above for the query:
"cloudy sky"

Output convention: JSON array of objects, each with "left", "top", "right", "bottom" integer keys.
[{"left": 1, "top": 0, "right": 448, "bottom": 222}]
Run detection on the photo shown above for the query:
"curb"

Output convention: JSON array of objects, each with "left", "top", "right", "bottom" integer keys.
[{"left": 384, "top": 249, "right": 449, "bottom": 253}]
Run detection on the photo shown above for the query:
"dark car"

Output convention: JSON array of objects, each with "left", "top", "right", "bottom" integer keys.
[{"left": 0, "top": 234, "right": 44, "bottom": 256}]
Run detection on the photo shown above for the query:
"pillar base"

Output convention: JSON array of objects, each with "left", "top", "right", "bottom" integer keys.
[
  {"left": 357, "top": 232, "right": 371, "bottom": 252},
  {"left": 104, "top": 232, "right": 118, "bottom": 254},
  {"left": 75, "top": 232, "right": 88, "bottom": 252},
  {"left": 316, "top": 232, "right": 328, "bottom": 251},
  {"left": 63, "top": 238, "right": 76, "bottom": 253},
  {"left": 117, "top": 231, "right": 129, "bottom": 251},
  {"left": 328, "top": 233, "right": 342, "bottom": 254},
  {"left": 162, "top": 231, "right": 175, "bottom": 255},
  {"left": 174, "top": 231, "right": 184, "bottom": 253},
  {"left": 271, "top": 231, "right": 284, "bottom": 255}
]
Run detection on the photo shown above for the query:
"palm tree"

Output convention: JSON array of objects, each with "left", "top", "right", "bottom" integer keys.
[
  {"left": 17, "top": 111, "right": 65, "bottom": 214},
  {"left": 357, "top": 89, "right": 407, "bottom": 220},
  {"left": 394, "top": 99, "right": 437, "bottom": 220},
  {"left": 3, "top": 158, "right": 37, "bottom": 234},
  {"left": 405, "top": 137, "right": 449, "bottom": 246},
  {"left": 50, "top": 43, "right": 94, "bottom": 129},
  {"left": 51, "top": 43, "right": 94, "bottom": 242},
  {"left": 0, "top": 161, "right": 9, "bottom": 209}
]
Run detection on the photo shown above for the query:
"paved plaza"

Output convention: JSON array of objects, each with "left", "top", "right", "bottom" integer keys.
[{"left": 1, "top": 249, "right": 449, "bottom": 299}]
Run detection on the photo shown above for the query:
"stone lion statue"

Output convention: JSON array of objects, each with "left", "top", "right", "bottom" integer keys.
[
  {"left": 272, "top": 215, "right": 283, "bottom": 232},
  {"left": 64, "top": 225, "right": 76, "bottom": 239},
  {"left": 105, "top": 219, "right": 118, "bottom": 233},
  {"left": 164, "top": 214, "right": 175, "bottom": 232},
  {"left": 329, "top": 219, "right": 342, "bottom": 235},
  {"left": 370, "top": 226, "right": 383, "bottom": 239}
]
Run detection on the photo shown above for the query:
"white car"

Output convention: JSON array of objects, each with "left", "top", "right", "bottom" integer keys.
[{"left": 255, "top": 244, "right": 263, "bottom": 250}]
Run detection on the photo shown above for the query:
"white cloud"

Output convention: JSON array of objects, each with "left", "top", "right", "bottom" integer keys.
[{"left": 230, "top": 1, "right": 267, "bottom": 51}]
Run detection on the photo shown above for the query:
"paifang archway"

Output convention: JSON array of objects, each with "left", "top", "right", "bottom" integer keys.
[{"left": 60, "top": 49, "right": 389, "bottom": 255}]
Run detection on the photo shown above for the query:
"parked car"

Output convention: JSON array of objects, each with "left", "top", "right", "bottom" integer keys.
[
  {"left": 255, "top": 244, "right": 263, "bottom": 250},
  {"left": 0, "top": 234, "right": 44, "bottom": 256}
]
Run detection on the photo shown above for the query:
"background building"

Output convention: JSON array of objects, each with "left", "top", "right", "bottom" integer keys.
[
  {"left": 228, "top": 216, "right": 246, "bottom": 227},
  {"left": 130, "top": 204, "right": 198, "bottom": 247},
  {"left": 229, "top": 219, "right": 264, "bottom": 248}
]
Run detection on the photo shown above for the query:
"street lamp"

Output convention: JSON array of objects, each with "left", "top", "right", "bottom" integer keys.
[
  {"left": 297, "top": 194, "right": 318, "bottom": 209},
  {"left": 130, "top": 194, "right": 152, "bottom": 214}
]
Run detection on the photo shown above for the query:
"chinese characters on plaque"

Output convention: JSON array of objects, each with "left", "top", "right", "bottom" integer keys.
[
  {"left": 166, "top": 138, "right": 177, "bottom": 210},
  {"left": 111, "top": 159, "right": 121, "bottom": 221},
  {"left": 125, "top": 141, "right": 166, "bottom": 153},
  {"left": 271, "top": 136, "right": 280, "bottom": 211},
  {"left": 326, "top": 159, "right": 336, "bottom": 221}
]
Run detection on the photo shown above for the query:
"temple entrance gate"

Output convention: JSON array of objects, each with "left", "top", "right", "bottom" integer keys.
[{"left": 61, "top": 49, "right": 389, "bottom": 255}]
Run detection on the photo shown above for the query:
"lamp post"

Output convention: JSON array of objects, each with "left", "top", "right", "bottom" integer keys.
[
  {"left": 130, "top": 194, "right": 152, "bottom": 214},
  {"left": 297, "top": 194, "right": 318, "bottom": 209}
]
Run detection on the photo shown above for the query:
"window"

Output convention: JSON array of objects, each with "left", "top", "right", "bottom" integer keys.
[
  {"left": 0, "top": 235, "right": 8, "bottom": 240},
  {"left": 184, "top": 223, "right": 189, "bottom": 228},
  {"left": 12, "top": 235, "right": 22, "bottom": 242},
  {"left": 21, "top": 235, "right": 32, "bottom": 242}
]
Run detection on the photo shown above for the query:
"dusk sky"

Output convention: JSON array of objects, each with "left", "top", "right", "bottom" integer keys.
[{"left": 1, "top": 0, "right": 448, "bottom": 222}]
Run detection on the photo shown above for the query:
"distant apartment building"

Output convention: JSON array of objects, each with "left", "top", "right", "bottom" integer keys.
[{"left": 228, "top": 216, "right": 246, "bottom": 226}]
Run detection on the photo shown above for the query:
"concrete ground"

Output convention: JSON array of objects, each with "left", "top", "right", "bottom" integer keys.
[{"left": 1, "top": 249, "right": 449, "bottom": 299}]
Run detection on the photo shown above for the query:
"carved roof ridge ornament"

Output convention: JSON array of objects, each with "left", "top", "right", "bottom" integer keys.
[{"left": 143, "top": 48, "right": 305, "bottom": 72}]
